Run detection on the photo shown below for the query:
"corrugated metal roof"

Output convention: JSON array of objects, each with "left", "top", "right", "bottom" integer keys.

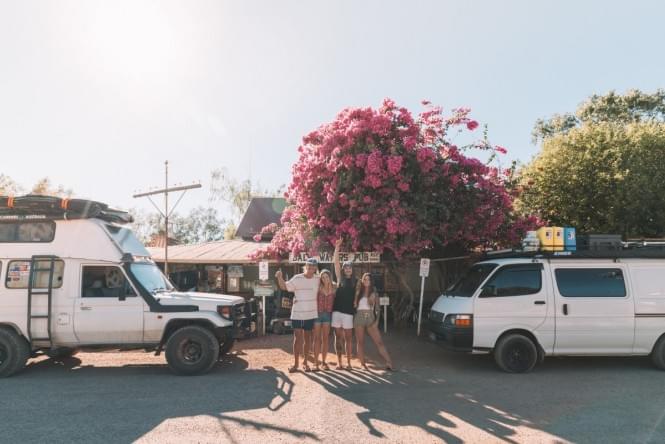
[{"left": 147, "top": 239, "right": 270, "bottom": 264}]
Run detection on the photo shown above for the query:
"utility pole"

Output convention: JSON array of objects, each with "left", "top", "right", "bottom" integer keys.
[{"left": 133, "top": 160, "right": 201, "bottom": 275}]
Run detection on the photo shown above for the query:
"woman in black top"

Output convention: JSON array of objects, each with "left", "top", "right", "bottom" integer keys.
[{"left": 332, "top": 239, "right": 355, "bottom": 370}]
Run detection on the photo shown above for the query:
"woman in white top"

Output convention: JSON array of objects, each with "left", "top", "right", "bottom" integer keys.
[{"left": 353, "top": 273, "right": 393, "bottom": 371}]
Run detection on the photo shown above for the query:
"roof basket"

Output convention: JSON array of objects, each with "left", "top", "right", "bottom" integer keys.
[{"left": 0, "top": 195, "right": 133, "bottom": 224}]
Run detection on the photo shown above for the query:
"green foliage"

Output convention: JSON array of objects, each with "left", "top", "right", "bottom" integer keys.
[
  {"left": 130, "top": 206, "right": 226, "bottom": 244},
  {"left": 518, "top": 122, "right": 665, "bottom": 237},
  {"left": 532, "top": 89, "right": 665, "bottom": 143},
  {"left": 209, "top": 168, "right": 284, "bottom": 224}
]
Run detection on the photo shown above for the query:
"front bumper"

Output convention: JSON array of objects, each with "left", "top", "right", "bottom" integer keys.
[
  {"left": 231, "top": 300, "right": 257, "bottom": 339},
  {"left": 428, "top": 317, "right": 473, "bottom": 352}
]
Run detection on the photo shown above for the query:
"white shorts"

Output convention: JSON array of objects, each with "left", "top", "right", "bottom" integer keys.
[{"left": 331, "top": 311, "right": 354, "bottom": 329}]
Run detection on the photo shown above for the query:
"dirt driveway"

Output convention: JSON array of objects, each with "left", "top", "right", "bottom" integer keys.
[{"left": 1, "top": 329, "right": 664, "bottom": 443}]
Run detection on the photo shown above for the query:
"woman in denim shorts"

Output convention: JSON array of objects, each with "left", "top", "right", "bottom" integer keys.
[
  {"left": 313, "top": 269, "right": 336, "bottom": 371},
  {"left": 354, "top": 272, "right": 393, "bottom": 371}
]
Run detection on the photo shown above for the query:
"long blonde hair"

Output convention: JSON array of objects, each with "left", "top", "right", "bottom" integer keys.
[
  {"left": 354, "top": 272, "right": 376, "bottom": 307},
  {"left": 319, "top": 269, "right": 334, "bottom": 294}
]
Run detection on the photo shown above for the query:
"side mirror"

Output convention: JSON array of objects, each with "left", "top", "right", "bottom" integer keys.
[
  {"left": 481, "top": 285, "right": 497, "bottom": 297},
  {"left": 119, "top": 294, "right": 127, "bottom": 302}
]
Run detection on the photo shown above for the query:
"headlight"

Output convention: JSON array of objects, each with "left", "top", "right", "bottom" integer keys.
[
  {"left": 444, "top": 314, "right": 473, "bottom": 328},
  {"left": 217, "top": 305, "right": 232, "bottom": 319}
]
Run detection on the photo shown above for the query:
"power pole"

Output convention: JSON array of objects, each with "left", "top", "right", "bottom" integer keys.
[{"left": 133, "top": 160, "right": 201, "bottom": 275}]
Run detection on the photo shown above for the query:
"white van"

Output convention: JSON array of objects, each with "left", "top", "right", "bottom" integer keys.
[
  {"left": 428, "top": 250, "right": 665, "bottom": 373},
  {"left": 0, "top": 196, "right": 250, "bottom": 377}
]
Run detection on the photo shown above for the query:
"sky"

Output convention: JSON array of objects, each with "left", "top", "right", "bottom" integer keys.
[{"left": 1, "top": 0, "right": 664, "bottom": 219}]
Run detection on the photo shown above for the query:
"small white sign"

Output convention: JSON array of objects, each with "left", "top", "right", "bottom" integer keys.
[
  {"left": 420, "top": 258, "right": 431, "bottom": 277},
  {"left": 254, "top": 286, "right": 274, "bottom": 297},
  {"left": 259, "top": 261, "right": 269, "bottom": 281},
  {"left": 379, "top": 296, "right": 390, "bottom": 306}
]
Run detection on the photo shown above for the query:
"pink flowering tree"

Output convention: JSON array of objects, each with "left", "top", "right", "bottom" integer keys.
[{"left": 253, "top": 99, "right": 536, "bottom": 318}]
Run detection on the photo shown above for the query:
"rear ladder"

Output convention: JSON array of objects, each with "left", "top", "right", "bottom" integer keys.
[{"left": 27, "top": 255, "right": 59, "bottom": 347}]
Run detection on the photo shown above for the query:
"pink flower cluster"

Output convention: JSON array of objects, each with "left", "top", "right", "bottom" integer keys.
[{"left": 252, "top": 98, "right": 535, "bottom": 260}]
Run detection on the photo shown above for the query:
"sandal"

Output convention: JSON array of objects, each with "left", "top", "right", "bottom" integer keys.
[
  {"left": 288, "top": 366, "right": 299, "bottom": 373},
  {"left": 336, "top": 364, "right": 344, "bottom": 370},
  {"left": 322, "top": 363, "right": 330, "bottom": 371},
  {"left": 345, "top": 364, "right": 353, "bottom": 371},
  {"left": 304, "top": 365, "right": 312, "bottom": 373}
]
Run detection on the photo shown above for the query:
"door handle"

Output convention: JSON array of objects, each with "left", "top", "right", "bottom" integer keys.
[
  {"left": 534, "top": 301, "right": 546, "bottom": 305},
  {"left": 80, "top": 306, "right": 92, "bottom": 311},
  {"left": 563, "top": 304, "right": 568, "bottom": 315}
]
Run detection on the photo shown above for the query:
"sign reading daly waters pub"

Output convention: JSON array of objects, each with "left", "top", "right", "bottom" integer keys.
[{"left": 289, "top": 251, "right": 381, "bottom": 264}]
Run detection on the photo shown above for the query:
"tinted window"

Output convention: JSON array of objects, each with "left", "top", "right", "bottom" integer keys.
[
  {"left": 555, "top": 268, "right": 626, "bottom": 298},
  {"left": 104, "top": 225, "right": 150, "bottom": 256},
  {"left": 82, "top": 266, "right": 136, "bottom": 298},
  {"left": 480, "top": 264, "right": 542, "bottom": 298},
  {"left": 5, "top": 260, "right": 64, "bottom": 289},
  {"left": 0, "top": 222, "right": 55, "bottom": 242},
  {"left": 447, "top": 263, "right": 498, "bottom": 297}
]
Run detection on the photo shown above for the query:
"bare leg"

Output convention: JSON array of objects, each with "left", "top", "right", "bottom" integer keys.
[
  {"left": 303, "top": 330, "right": 312, "bottom": 371},
  {"left": 292, "top": 329, "right": 304, "bottom": 371},
  {"left": 344, "top": 328, "right": 353, "bottom": 368},
  {"left": 312, "top": 323, "right": 322, "bottom": 370},
  {"left": 321, "top": 323, "right": 331, "bottom": 366},
  {"left": 356, "top": 327, "right": 367, "bottom": 369},
  {"left": 367, "top": 324, "right": 393, "bottom": 369},
  {"left": 335, "top": 327, "right": 345, "bottom": 368}
]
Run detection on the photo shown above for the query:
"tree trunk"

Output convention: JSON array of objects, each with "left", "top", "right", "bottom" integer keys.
[{"left": 386, "top": 262, "right": 416, "bottom": 328}]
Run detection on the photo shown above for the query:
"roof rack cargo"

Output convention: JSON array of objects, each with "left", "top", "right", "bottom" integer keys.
[
  {"left": 483, "top": 245, "right": 665, "bottom": 260},
  {"left": 0, "top": 195, "right": 133, "bottom": 224}
]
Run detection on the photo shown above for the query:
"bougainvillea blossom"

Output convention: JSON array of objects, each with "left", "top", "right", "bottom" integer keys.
[{"left": 252, "top": 99, "right": 535, "bottom": 260}]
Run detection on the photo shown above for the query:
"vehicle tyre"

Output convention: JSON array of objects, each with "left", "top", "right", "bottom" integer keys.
[
  {"left": 651, "top": 336, "right": 665, "bottom": 370},
  {"left": 272, "top": 321, "right": 283, "bottom": 335},
  {"left": 0, "top": 328, "right": 30, "bottom": 378},
  {"left": 494, "top": 334, "right": 538, "bottom": 373},
  {"left": 165, "top": 326, "right": 220, "bottom": 376},
  {"left": 220, "top": 338, "right": 235, "bottom": 356},
  {"left": 46, "top": 347, "right": 79, "bottom": 360}
]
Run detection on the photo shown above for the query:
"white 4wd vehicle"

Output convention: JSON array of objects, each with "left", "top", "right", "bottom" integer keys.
[
  {"left": 429, "top": 249, "right": 665, "bottom": 373},
  {"left": 0, "top": 196, "right": 251, "bottom": 377}
]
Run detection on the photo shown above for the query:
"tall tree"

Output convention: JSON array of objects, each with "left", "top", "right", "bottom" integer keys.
[
  {"left": 209, "top": 168, "right": 284, "bottom": 225},
  {"left": 519, "top": 89, "right": 665, "bottom": 238},
  {"left": 130, "top": 206, "right": 226, "bottom": 245},
  {"left": 254, "top": 99, "right": 535, "bottom": 321}
]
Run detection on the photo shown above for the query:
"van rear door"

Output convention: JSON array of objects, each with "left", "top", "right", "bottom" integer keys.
[{"left": 552, "top": 265, "right": 634, "bottom": 354}]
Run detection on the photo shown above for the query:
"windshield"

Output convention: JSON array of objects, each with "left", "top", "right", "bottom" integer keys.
[
  {"left": 446, "top": 263, "right": 498, "bottom": 297},
  {"left": 130, "top": 263, "right": 174, "bottom": 293},
  {"left": 105, "top": 224, "right": 150, "bottom": 256}
]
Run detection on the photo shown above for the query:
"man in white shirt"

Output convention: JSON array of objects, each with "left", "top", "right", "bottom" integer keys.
[{"left": 276, "top": 258, "right": 320, "bottom": 373}]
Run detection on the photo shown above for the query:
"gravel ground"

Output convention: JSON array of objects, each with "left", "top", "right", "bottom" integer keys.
[{"left": 1, "top": 329, "right": 665, "bottom": 443}]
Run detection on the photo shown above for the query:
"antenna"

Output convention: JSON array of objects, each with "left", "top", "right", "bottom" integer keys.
[{"left": 133, "top": 160, "right": 202, "bottom": 275}]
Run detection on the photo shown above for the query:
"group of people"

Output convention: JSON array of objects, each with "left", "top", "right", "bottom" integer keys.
[{"left": 275, "top": 239, "right": 393, "bottom": 373}]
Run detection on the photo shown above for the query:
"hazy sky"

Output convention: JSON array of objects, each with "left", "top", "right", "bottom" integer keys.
[{"left": 1, "top": 0, "right": 664, "bottom": 217}]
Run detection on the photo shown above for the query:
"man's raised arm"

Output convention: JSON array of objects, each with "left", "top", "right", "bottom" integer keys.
[{"left": 275, "top": 270, "right": 287, "bottom": 291}]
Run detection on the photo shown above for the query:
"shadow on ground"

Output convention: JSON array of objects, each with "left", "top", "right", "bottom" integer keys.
[{"left": 0, "top": 353, "right": 306, "bottom": 443}]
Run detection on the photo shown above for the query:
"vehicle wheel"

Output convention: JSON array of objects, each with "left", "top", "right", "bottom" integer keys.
[
  {"left": 220, "top": 338, "right": 235, "bottom": 356},
  {"left": 46, "top": 347, "right": 79, "bottom": 360},
  {"left": 494, "top": 334, "right": 538, "bottom": 373},
  {"left": 272, "top": 321, "right": 283, "bottom": 335},
  {"left": 165, "top": 326, "right": 220, "bottom": 376},
  {"left": 651, "top": 336, "right": 665, "bottom": 370},
  {"left": 0, "top": 328, "right": 30, "bottom": 378}
]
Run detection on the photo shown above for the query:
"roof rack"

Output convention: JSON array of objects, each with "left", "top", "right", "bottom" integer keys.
[
  {"left": 482, "top": 245, "right": 665, "bottom": 260},
  {"left": 0, "top": 195, "right": 133, "bottom": 224}
]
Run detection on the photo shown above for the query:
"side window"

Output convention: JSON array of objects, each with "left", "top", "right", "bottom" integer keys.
[
  {"left": 81, "top": 266, "right": 136, "bottom": 298},
  {"left": 5, "top": 260, "right": 64, "bottom": 289},
  {"left": 0, "top": 222, "right": 55, "bottom": 243},
  {"left": 555, "top": 268, "right": 626, "bottom": 298},
  {"left": 479, "top": 264, "right": 542, "bottom": 298}
]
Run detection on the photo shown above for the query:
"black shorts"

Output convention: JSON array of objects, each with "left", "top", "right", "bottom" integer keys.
[{"left": 291, "top": 319, "right": 315, "bottom": 331}]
